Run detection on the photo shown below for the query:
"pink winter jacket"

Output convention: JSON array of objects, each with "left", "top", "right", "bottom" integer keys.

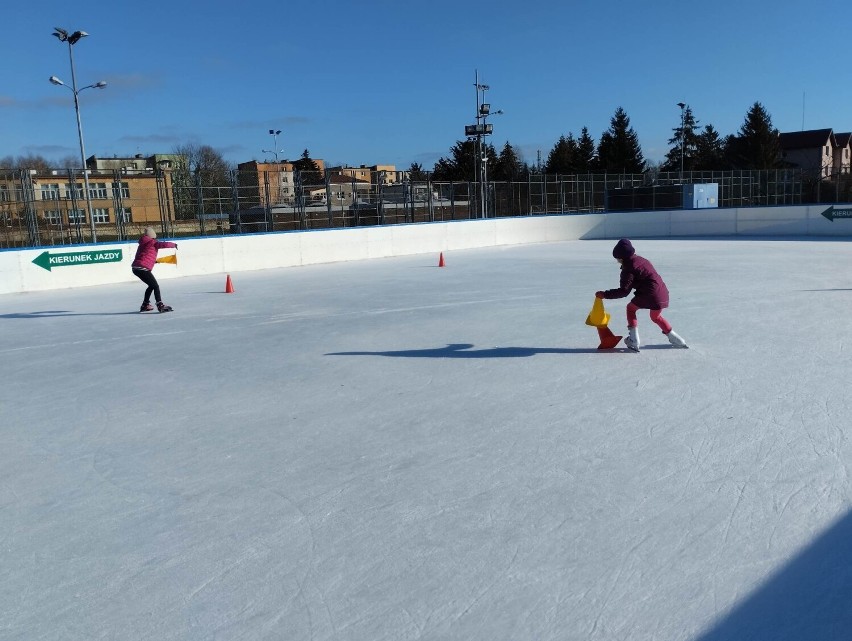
[{"left": 131, "top": 235, "right": 177, "bottom": 270}]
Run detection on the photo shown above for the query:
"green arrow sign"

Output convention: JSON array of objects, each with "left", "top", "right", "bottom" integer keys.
[
  {"left": 821, "top": 206, "right": 852, "bottom": 221},
  {"left": 32, "top": 249, "right": 123, "bottom": 272}
]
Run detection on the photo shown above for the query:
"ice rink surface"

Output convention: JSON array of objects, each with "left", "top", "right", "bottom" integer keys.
[{"left": 3, "top": 238, "right": 852, "bottom": 640}]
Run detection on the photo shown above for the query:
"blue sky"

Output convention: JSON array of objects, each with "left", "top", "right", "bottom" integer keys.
[{"left": 4, "top": 0, "right": 852, "bottom": 170}]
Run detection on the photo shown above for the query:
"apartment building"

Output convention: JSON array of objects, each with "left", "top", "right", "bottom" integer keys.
[
  {"left": 238, "top": 160, "right": 397, "bottom": 207},
  {"left": 3, "top": 171, "right": 165, "bottom": 225},
  {"left": 327, "top": 164, "right": 399, "bottom": 185},
  {"left": 237, "top": 160, "right": 297, "bottom": 206}
]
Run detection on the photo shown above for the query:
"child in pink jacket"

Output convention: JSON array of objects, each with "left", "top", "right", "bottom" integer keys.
[
  {"left": 131, "top": 227, "right": 177, "bottom": 312},
  {"left": 596, "top": 238, "right": 687, "bottom": 351}
]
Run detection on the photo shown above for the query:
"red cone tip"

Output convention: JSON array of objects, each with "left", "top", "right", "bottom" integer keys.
[
  {"left": 596, "top": 326, "right": 623, "bottom": 350},
  {"left": 438, "top": 253, "right": 445, "bottom": 267},
  {"left": 225, "top": 275, "right": 234, "bottom": 293}
]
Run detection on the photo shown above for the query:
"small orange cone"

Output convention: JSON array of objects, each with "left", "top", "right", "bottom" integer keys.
[
  {"left": 225, "top": 274, "right": 234, "bottom": 293},
  {"left": 596, "top": 326, "right": 623, "bottom": 350},
  {"left": 438, "top": 252, "right": 445, "bottom": 267}
]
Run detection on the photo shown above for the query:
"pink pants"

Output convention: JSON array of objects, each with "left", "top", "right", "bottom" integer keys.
[{"left": 627, "top": 302, "right": 672, "bottom": 333}]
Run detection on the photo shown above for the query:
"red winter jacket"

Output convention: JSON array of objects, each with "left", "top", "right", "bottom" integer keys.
[
  {"left": 131, "top": 235, "right": 177, "bottom": 270},
  {"left": 601, "top": 254, "right": 670, "bottom": 309}
]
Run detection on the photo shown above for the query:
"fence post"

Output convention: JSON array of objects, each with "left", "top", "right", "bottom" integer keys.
[
  {"left": 21, "top": 170, "right": 40, "bottom": 246},
  {"left": 229, "top": 171, "right": 240, "bottom": 233},
  {"left": 262, "top": 170, "right": 272, "bottom": 232},
  {"left": 111, "top": 169, "right": 126, "bottom": 241}
]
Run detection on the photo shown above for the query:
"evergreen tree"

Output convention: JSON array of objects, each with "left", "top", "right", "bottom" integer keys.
[
  {"left": 432, "top": 139, "right": 497, "bottom": 182},
  {"left": 482, "top": 142, "right": 499, "bottom": 181},
  {"left": 544, "top": 134, "right": 578, "bottom": 175},
  {"left": 693, "top": 125, "right": 726, "bottom": 170},
  {"left": 727, "top": 102, "right": 781, "bottom": 169},
  {"left": 493, "top": 142, "right": 523, "bottom": 181},
  {"left": 407, "top": 162, "right": 427, "bottom": 181},
  {"left": 661, "top": 105, "right": 699, "bottom": 173},
  {"left": 596, "top": 107, "right": 646, "bottom": 173},
  {"left": 576, "top": 127, "right": 597, "bottom": 173},
  {"left": 293, "top": 149, "right": 323, "bottom": 183}
]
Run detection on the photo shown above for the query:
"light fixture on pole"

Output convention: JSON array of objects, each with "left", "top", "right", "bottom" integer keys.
[
  {"left": 263, "top": 129, "right": 284, "bottom": 163},
  {"left": 677, "top": 102, "right": 686, "bottom": 180},
  {"left": 52, "top": 27, "right": 105, "bottom": 243},
  {"left": 464, "top": 71, "right": 503, "bottom": 218}
]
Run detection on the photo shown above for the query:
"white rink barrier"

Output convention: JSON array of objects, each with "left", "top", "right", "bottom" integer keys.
[{"left": 0, "top": 204, "right": 848, "bottom": 295}]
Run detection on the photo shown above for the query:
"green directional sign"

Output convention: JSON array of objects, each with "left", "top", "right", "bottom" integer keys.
[
  {"left": 32, "top": 249, "right": 123, "bottom": 272},
  {"left": 821, "top": 206, "right": 852, "bottom": 222}
]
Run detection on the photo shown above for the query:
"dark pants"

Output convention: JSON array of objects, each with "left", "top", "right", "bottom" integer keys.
[{"left": 132, "top": 268, "right": 161, "bottom": 304}]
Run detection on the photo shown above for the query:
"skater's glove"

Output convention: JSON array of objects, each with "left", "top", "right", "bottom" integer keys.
[{"left": 595, "top": 291, "right": 605, "bottom": 299}]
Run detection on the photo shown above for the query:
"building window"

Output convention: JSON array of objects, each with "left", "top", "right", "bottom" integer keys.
[
  {"left": 0, "top": 185, "right": 8, "bottom": 202},
  {"left": 113, "top": 182, "right": 130, "bottom": 198},
  {"left": 66, "top": 183, "right": 84, "bottom": 199},
  {"left": 118, "top": 208, "right": 132, "bottom": 223},
  {"left": 41, "top": 183, "right": 61, "bottom": 200},
  {"left": 44, "top": 210, "right": 63, "bottom": 225},
  {"left": 282, "top": 188, "right": 290, "bottom": 195},
  {"left": 90, "top": 183, "right": 109, "bottom": 199},
  {"left": 68, "top": 209, "right": 86, "bottom": 223},
  {"left": 92, "top": 208, "right": 109, "bottom": 224}
]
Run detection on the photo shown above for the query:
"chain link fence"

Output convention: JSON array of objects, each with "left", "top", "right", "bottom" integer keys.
[{"left": 2, "top": 167, "right": 850, "bottom": 250}]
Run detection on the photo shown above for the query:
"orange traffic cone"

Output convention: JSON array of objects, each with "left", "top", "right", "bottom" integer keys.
[
  {"left": 438, "top": 252, "right": 445, "bottom": 267},
  {"left": 596, "top": 326, "right": 623, "bottom": 350},
  {"left": 225, "top": 274, "right": 234, "bottom": 293}
]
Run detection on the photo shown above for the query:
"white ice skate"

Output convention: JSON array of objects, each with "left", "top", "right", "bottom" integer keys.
[
  {"left": 625, "top": 326, "right": 640, "bottom": 352},
  {"left": 666, "top": 330, "right": 688, "bottom": 348}
]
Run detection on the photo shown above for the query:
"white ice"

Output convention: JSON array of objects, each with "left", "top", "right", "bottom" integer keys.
[{"left": 2, "top": 238, "right": 852, "bottom": 641}]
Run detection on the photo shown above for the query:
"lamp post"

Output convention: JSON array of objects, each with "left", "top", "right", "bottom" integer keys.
[
  {"left": 51, "top": 28, "right": 105, "bottom": 243},
  {"left": 263, "top": 129, "right": 284, "bottom": 163},
  {"left": 677, "top": 102, "right": 686, "bottom": 181},
  {"left": 262, "top": 129, "right": 285, "bottom": 207},
  {"left": 465, "top": 71, "right": 502, "bottom": 218}
]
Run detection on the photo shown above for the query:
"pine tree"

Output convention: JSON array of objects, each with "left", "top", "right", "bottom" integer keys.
[
  {"left": 493, "top": 142, "right": 523, "bottom": 181},
  {"left": 661, "top": 105, "right": 699, "bottom": 173},
  {"left": 408, "top": 162, "right": 427, "bottom": 181},
  {"left": 576, "top": 127, "right": 597, "bottom": 173},
  {"left": 727, "top": 102, "right": 781, "bottom": 169},
  {"left": 293, "top": 149, "right": 323, "bottom": 184},
  {"left": 432, "top": 140, "right": 478, "bottom": 181},
  {"left": 596, "top": 107, "right": 646, "bottom": 173},
  {"left": 544, "top": 135, "right": 578, "bottom": 175},
  {"left": 693, "top": 125, "right": 726, "bottom": 170}
]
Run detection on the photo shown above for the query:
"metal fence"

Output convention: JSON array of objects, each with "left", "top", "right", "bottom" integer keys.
[{"left": 2, "top": 167, "right": 850, "bottom": 250}]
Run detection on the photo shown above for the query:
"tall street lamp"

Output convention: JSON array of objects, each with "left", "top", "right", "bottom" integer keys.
[
  {"left": 263, "top": 129, "right": 284, "bottom": 163},
  {"left": 677, "top": 102, "right": 686, "bottom": 181},
  {"left": 262, "top": 129, "right": 285, "bottom": 208},
  {"left": 51, "top": 27, "right": 106, "bottom": 243},
  {"left": 465, "top": 71, "right": 502, "bottom": 218}
]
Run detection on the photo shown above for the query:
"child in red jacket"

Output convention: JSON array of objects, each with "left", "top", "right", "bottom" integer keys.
[
  {"left": 131, "top": 227, "right": 177, "bottom": 312},
  {"left": 595, "top": 238, "right": 687, "bottom": 351}
]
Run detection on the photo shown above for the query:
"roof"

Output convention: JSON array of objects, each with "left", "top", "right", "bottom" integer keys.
[
  {"left": 778, "top": 128, "right": 834, "bottom": 150},
  {"left": 834, "top": 132, "right": 852, "bottom": 147},
  {"left": 327, "top": 174, "right": 370, "bottom": 185}
]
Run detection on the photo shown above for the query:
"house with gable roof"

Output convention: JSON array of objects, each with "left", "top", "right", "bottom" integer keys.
[
  {"left": 779, "top": 129, "right": 835, "bottom": 177},
  {"left": 779, "top": 128, "right": 852, "bottom": 178}
]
